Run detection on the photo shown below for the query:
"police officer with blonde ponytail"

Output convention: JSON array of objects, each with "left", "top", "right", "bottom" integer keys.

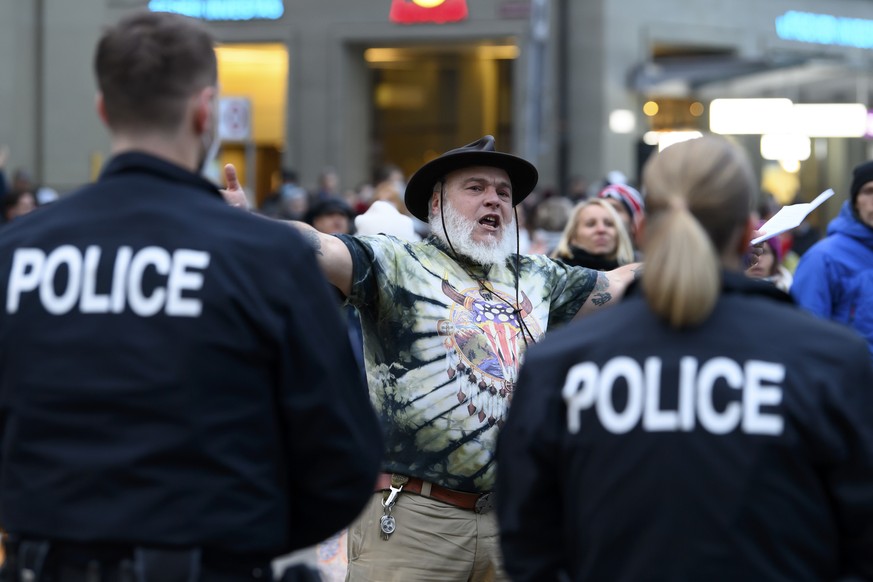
[{"left": 497, "top": 134, "right": 873, "bottom": 582}]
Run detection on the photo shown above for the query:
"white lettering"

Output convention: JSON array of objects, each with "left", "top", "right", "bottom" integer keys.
[
  {"left": 127, "top": 247, "right": 171, "bottom": 317},
  {"left": 80, "top": 246, "right": 110, "bottom": 313},
  {"left": 166, "top": 249, "right": 210, "bottom": 316},
  {"left": 561, "top": 356, "right": 784, "bottom": 437},
  {"left": 678, "top": 357, "right": 697, "bottom": 431},
  {"left": 4, "top": 245, "right": 210, "bottom": 318},
  {"left": 563, "top": 362, "right": 599, "bottom": 434},
  {"left": 743, "top": 361, "right": 785, "bottom": 435},
  {"left": 6, "top": 249, "right": 45, "bottom": 313},
  {"left": 643, "top": 357, "right": 679, "bottom": 431},
  {"left": 597, "top": 357, "right": 643, "bottom": 434},
  {"left": 697, "top": 357, "right": 743, "bottom": 435},
  {"left": 110, "top": 246, "right": 133, "bottom": 313},
  {"left": 40, "top": 245, "right": 82, "bottom": 315}
]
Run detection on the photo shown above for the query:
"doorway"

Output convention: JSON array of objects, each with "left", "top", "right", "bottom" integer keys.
[{"left": 364, "top": 42, "right": 518, "bottom": 182}]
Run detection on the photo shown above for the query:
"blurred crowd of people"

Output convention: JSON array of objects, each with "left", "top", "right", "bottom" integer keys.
[
  {"left": 251, "top": 156, "right": 825, "bottom": 298},
  {"left": 1, "top": 11, "right": 871, "bottom": 582}
]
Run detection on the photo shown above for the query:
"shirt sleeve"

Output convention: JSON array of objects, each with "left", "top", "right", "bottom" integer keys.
[
  {"left": 276, "top": 236, "right": 383, "bottom": 550},
  {"left": 336, "top": 234, "right": 388, "bottom": 311},
  {"left": 497, "top": 345, "right": 568, "bottom": 580},
  {"left": 534, "top": 256, "right": 598, "bottom": 328}
]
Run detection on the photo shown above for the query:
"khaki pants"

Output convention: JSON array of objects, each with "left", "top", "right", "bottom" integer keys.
[{"left": 346, "top": 492, "right": 508, "bottom": 582}]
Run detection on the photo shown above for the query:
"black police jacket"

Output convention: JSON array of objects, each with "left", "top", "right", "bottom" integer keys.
[
  {"left": 497, "top": 272, "right": 873, "bottom": 581},
  {"left": 0, "top": 152, "right": 383, "bottom": 557}
]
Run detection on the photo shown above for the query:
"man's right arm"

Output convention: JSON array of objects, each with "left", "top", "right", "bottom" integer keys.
[
  {"left": 287, "top": 221, "right": 354, "bottom": 296},
  {"left": 217, "top": 164, "right": 354, "bottom": 296}
]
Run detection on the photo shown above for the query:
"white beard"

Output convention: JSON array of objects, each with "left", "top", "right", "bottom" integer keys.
[{"left": 430, "top": 200, "right": 518, "bottom": 266}]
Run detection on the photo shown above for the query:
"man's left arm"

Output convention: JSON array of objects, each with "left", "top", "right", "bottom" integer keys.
[{"left": 574, "top": 262, "right": 642, "bottom": 319}]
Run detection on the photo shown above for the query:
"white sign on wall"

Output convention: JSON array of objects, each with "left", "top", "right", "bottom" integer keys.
[{"left": 218, "top": 97, "right": 251, "bottom": 142}]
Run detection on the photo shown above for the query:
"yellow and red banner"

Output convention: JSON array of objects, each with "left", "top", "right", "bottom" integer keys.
[{"left": 390, "top": 0, "right": 469, "bottom": 24}]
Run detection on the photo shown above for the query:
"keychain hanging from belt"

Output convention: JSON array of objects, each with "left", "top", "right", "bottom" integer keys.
[{"left": 380, "top": 474, "right": 408, "bottom": 540}]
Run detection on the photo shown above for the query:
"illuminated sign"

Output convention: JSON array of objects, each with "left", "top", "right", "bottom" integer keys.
[
  {"left": 776, "top": 10, "right": 873, "bottom": 49},
  {"left": 390, "top": 0, "right": 469, "bottom": 24},
  {"left": 148, "top": 0, "right": 284, "bottom": 21}
]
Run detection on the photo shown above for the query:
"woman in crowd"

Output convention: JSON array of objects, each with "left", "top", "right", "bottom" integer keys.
[
  {"left": 551, "top": 198, "right": 635, "bottom": 270},
  {"left": 744, "top": 222, "right": 793, "bottom": 292}
]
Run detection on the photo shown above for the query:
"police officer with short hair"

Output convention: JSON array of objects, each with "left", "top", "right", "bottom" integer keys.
[
  {"left": 0, "top": 11, "right": 382, "bottom": 581},
  {"left": 497, "top": 135, "right": 873, "bottom": 581}
]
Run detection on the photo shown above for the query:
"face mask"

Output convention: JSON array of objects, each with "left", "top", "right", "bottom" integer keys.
[
  {"left": 199, "top": 131, "right": 221, "bottom": 179},
  {"left": 199, "top": 89, "right": 222, "bottom": 179}
]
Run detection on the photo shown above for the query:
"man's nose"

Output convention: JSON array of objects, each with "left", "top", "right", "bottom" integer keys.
[{"left": 483, "top": 187, "right": 502, "bottom": 205}]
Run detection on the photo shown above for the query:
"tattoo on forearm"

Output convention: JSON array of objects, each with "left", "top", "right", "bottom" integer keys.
[
  {"left": 303, "top": 229, "right": 324, "bottom": 256},
  {"left": 592, "top": 292, "right": 612, "bottom": 306},
  {"left": 588, "top": 273, "right": 612, "bottom": 307},
  {"left": 632, "top": 265, "right": 643, "bottom": 281}
]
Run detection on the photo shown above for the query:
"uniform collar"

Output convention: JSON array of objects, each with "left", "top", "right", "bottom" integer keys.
[
  {"left": 99, "top": 151, "right": 223, "bottom": 198},
  {"left": 720, "top": 270, "right": 794, "bottom": 303},
  {"left": 627, "top": 269, "right": 794, "bottom": 304}
]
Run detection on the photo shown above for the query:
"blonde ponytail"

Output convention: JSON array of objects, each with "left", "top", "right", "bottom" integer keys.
[
  {"left": 641, "top": 135, "right": 754, "bottom": 329},
  {"left": 642, "top": 203, "right": 720, "bottom": 328}
]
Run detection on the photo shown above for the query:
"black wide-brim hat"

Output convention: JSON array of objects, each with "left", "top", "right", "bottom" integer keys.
[{"left": 404, "top": 135, "right": 538, "bottom": 222}]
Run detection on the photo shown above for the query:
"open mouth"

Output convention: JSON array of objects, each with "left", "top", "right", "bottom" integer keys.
[{"left": 478, "top": 214, "right": 501, "bottom": 230}]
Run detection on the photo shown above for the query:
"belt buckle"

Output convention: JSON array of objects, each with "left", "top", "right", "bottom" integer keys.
[{"left": 474, "top": 492, "right": 494, "bottom": 514}]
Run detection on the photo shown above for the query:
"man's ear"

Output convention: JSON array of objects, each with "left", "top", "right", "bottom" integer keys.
[
  {"left": 430, "top": 185, "right": 441, "bottom": 217},
  {"left": 193, "top": 86, "right": 217, "bottom": 135},
  {"left": 95, "top": 92, "right": 109, "bottom": 127}
]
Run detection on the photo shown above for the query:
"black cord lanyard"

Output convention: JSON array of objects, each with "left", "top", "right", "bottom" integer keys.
[{"left": 437, "top": 181, "right": 535, "bottom": 348}]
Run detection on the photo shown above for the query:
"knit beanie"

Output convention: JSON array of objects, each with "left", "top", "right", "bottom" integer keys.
[
  {"left": 850, "top": 160, "right": 873, "bottom": 207},
  {"left": 597, "top": 183, "right": 645, "bottom": 224}
]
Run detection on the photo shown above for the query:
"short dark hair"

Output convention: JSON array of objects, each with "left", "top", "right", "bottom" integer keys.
[{"left": 95, "top": 11, "right": 217, "bottom": 133}]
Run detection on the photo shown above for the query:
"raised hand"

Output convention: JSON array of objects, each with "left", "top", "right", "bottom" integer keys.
[{"left": 220, "top": 163, "right": 249, "bottom": 209}]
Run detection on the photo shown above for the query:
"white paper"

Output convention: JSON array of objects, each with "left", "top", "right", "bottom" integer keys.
[{"left": 750, "top": 189, "right": 835, "bottom": 245}]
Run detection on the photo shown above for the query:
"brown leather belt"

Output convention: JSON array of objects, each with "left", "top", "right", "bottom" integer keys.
[{"left": 375, "top": 473, "right": 493, "bottom": 513}]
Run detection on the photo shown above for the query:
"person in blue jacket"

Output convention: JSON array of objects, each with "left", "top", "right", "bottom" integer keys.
[
  {"left": 497, "top": 135, "right": 873, "bottom": 582},
  {"left": 792, "top": 159, "right": 873, "bottom": 356},
  {"left": 0, "top": 11, "right": 382, "bottom": 581}
]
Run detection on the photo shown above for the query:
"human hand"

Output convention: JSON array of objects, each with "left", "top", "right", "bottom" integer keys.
[
  {"left": 743, "top": 229, "right": 765, "bottom": 268},
  {"left": 220, "top": 163, "right": 249, "bottom": 209}
]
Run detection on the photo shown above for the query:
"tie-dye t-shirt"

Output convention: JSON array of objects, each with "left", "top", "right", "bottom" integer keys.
[{"left": 338, "top": 234, "right": 598, "bottom": 492}]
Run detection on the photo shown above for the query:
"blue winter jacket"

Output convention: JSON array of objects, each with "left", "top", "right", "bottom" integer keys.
[{"left": 792, "top": 200, "right": 873, "bottom": 356}]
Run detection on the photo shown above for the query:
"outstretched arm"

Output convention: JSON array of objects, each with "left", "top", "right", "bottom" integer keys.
[
  {"left": 218, "top": 164, "right": 354, "bottom": 295},
  {"left": 574, "top": 262, "right": 642, "bottom": 319},
  {"left": 287, "top": 221, "right": 354, "bottom": 296}
]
